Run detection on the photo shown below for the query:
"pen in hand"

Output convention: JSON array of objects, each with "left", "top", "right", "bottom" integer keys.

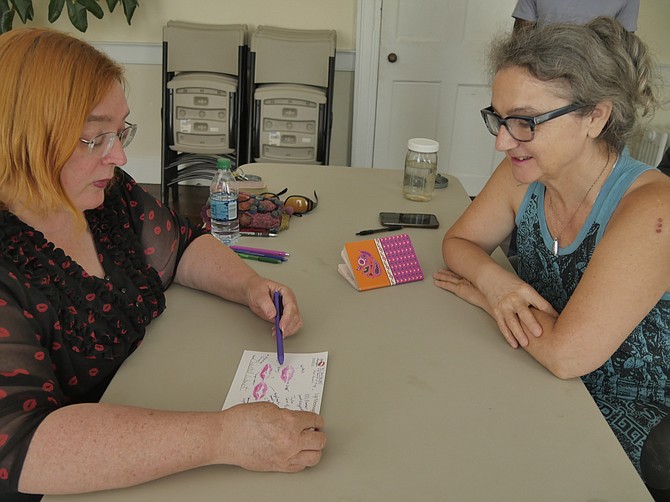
[
  {"left": 356, "top": 225, "right": 403, "bottom": 236},
  {"left": 273, "top": 291, "right": 284, "bottom": 365}
]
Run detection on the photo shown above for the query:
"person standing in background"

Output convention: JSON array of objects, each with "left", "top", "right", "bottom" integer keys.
[{"left": 512, "top": 0, "right": 640, "bottom": 32}]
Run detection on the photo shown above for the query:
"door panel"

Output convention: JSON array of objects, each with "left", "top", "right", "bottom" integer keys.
[
  {"left": 374, "top": 0, "right": 514, "bottom": 195},
  {"left": 450, "top": 84, "right": 505, "bottom": 194},
  {"left": 385, "top": 81, "right": 441, "bottom": 169}
]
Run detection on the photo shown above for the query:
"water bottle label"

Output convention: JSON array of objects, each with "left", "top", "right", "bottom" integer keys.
[
  {"left": 228, "top": 200, "right": 237, "bottom": 219},
  {"left": 211, "top": 199, "right": 237, "bottom": 221}
]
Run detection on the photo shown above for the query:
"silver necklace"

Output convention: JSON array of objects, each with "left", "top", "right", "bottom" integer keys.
[{"left": 546, "top": 151, "right": 610, "bottom": 256}]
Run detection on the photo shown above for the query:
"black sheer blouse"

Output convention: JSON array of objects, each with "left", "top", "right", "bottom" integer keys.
[{"left": 0, "top": 169, "right": 205, "bottom": 499}]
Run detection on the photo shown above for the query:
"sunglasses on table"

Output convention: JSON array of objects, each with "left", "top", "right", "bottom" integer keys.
[
  {"left": 258, "top": 189, "right": 319, "bottom": 216},
  {"left": 480, "top": 103, "right": 584, "bottom": 142}
]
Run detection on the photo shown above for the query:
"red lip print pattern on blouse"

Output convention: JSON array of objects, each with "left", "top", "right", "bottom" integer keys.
[{"left": 0, "top": 169, "right": 206, "bottom": 496}]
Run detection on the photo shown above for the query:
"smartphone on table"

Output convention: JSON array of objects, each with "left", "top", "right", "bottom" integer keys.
[{"left": 379, "top": 212, "right": 439, "bottom": 228}]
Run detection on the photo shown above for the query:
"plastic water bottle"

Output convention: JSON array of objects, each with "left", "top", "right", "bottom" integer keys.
[{"left": 210, "top": 157, "right": 240, "bottom": 245}]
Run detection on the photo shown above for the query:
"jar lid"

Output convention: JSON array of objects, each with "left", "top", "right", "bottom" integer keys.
[{"left": 407, "top": 138, "right": 439, "bottom": 153}]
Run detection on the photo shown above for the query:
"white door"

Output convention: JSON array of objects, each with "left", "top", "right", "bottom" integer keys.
[{"left": 371, "top": 0, "right": 515, "bottom": 196}]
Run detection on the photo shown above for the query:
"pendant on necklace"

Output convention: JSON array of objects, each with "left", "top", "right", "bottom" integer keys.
[{"left": 552, "top": 239, "right": 559, "bottom": 256}]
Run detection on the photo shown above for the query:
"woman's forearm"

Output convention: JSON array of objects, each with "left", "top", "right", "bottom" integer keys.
[
  {"left": 20, "top": 401, "right": 324, "bottom": 495},
  {"left": 442, "top": 235, "right": 515, "bottom": 293},
  {"left": 19, "top": 403, "right": 223, "bottom": 494},
  {"left": 174, "top": 234, "right": 259, "bottom": 306},
  {"left": 444, "top": 236, "right": 608, "bottom": 378}
]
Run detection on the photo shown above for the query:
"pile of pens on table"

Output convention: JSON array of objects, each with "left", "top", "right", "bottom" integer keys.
[{"left": 230, "top": 245, "right": 288, "bottom": 264}]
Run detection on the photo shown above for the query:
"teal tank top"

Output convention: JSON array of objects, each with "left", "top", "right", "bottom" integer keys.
[{"left": 515, "top": 149, "right": 670, "bottom": 475}]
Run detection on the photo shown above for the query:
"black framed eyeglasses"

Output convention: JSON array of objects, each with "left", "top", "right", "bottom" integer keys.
[
  {"left": 79, "top": 121, "right": 137, "bottom": 158},
  {"left": 259, "top": 189, "right": 318, "bottom": 216},
  {"left": 480, "top": 103, "right": 584, "bottom": 142}
]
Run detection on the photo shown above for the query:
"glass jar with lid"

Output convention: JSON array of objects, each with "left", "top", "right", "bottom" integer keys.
[{"left": 403, "top": 138, "right": 439, "bottom": 201}]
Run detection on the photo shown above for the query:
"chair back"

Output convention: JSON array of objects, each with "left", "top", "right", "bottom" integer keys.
[{"left": 631, "top": 129, "right": 669, "bottom": 167}]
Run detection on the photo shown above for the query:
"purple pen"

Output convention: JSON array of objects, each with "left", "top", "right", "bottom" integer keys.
[
  {"left": 230, "top": 245, "right": 289, "bottom": 258},
  {"left": 273, "top": 291, "right": 284, "bottom": 365}
]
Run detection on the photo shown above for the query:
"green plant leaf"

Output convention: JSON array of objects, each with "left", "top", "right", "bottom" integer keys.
[
  {"left": 0, "top": 1, "right": 15, "bottom": 34},
  {"left": 11, "top": 0, "right": 34, "bottom": 23},
  {"left": 79, "top": 0, "right": 104, "bottom": 19},
  {"left": 65, "top": 0, "right": 88, "bottom": 32},
  {"left": 0, "top": 0, "right": 139, "bottom": 32},
  {"left": 48, "top": 0, "right": 65, "bottom": 22},
  {"left": 120, "top": 0, "right": 137, "bottom": 25}
]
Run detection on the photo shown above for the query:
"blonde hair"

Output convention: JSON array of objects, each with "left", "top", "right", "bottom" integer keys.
[
  {"left": 0, "top": 28, "right": 125, "bottom": 223},
  {"left": 488, "top": 17, "right": 662, "bottom": 152}
]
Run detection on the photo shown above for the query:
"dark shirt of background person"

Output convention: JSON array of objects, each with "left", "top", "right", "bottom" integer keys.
[{"left": 659, "top": 146, "right": 670, "bottom": 177}]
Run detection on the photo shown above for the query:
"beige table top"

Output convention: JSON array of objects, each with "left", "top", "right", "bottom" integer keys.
[{"left": 46, "top": 163, "right": 651, "bottom": 501}]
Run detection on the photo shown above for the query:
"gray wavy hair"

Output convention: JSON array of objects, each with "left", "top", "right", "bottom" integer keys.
[{"left": 488, "top": 17, "right": 662, "bottom": 152}]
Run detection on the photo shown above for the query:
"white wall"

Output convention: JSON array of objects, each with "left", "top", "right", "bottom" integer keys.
[{"left": 637, "top": 0, "right": 670, "bottom": 135}]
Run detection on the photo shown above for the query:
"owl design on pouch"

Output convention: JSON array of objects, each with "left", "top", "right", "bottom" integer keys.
[{"left": 356, "top": 250, "right": 381, "bottom": 278}]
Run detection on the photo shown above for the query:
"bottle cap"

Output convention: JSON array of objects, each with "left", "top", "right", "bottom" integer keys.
[
  {"left": 216, "top": 157, "right": 232, "bottom": 170},
  {"left": 407, "top": 138, "right": 439, "bottom": 153}
]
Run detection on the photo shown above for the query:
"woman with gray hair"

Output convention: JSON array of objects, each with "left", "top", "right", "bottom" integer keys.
[{"left": 434, "top": 17, "right": 670, "bottom": 498}]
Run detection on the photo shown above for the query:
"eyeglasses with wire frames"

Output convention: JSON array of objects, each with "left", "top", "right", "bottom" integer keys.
[
  {"left": 79, "top": 122, "right": 137, "bottom": 158},
  {"left": 258, "top": 189, "right": 319, "bottom": 216},
  {"left": 480, "top": 103, "right": 584, "bottom": 142}
]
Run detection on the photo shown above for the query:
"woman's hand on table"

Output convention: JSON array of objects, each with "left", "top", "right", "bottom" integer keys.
[
  {"left": 221, "top": 402, "right": 326, "bottom": 472},
  {"left": 243, "top": 277, "right": 303, "bottom": 337},
  {"left": 434, "top": 267, "right": 558, "bottom": 349},
  {"left": 481, "top": 275, "right": 558, "bottom": 348},
  {"left": 434, "top": 268, "right": 490, "bottom": 311}
]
